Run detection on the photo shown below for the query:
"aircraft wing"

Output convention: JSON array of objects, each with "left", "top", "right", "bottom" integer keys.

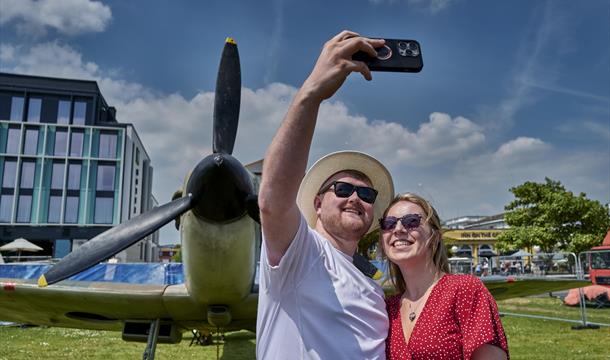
[
  {"left": 481, "top": 275, "right": 591, "bottom": 301},
  {"left": 0, "top": 263, "right": 257, "bottom": 332},
  {"left": 2, "top": 278, "right": 164, "bottom": 330}
]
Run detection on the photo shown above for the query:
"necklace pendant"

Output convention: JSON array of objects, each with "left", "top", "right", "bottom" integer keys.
[{"left": 408, "top": 312, "right": 416, "bottom": 321}]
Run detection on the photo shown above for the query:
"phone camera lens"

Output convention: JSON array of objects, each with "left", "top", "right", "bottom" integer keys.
[
  {"left": 375, "top": 45, "right": 392, "bottom": 60},
  {"left": 398, "top": 42, "right": 419, "bottom": 57}
]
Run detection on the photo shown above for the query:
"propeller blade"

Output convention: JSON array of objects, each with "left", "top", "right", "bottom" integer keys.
[
  {"left": 38, "top": 195, "right": 194, "bottom": 286},
  {"left": 245, "top": 193, "right": 260, "bottom": 224},
  {"left": 213, "top": 37, "right": 241, "bottom": 155}
]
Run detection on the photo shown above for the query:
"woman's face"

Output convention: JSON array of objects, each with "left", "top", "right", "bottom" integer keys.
[{"left": 381, "top": 201, "right": 434, "bottom": 265}]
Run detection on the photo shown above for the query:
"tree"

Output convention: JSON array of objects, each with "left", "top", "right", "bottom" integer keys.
[
  {"left": 496, "top": 178, "right": 610, "bottom": 255},
  {"left": 358, "top": 229, "right": 380, "bottom": 259},
  {"left": 171, "top": 245, "right": 182, "bottom": 262}
]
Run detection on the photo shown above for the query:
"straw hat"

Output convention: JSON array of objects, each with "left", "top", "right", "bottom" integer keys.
[{"left": 296, "top": 151, "right": 394, "bottom": 234}]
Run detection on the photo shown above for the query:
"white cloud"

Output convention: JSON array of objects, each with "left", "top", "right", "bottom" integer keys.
[
  {"left": 306, "top": 110, "right": 486, "bottom": 169},
  {"left": 0, "top": 0, "right": 111, "bottom": 36},
  {"left": 493, "top": 137, "right": 550, "bottom": 159},
  {"left": 0, "top": 42, "right": 153, "bottom": 102}
]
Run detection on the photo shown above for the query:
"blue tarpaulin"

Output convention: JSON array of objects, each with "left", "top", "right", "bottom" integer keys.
[{"left": 0, "top": 263, "right": 184, "bottom": 285}]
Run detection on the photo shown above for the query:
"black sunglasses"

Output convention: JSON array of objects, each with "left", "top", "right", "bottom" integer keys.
[
  {"left": 318, "top": 181, "right": 378, "bottom": 204},
  {"left": 379, "top": 213, "right": 422, "bottom": 231}
]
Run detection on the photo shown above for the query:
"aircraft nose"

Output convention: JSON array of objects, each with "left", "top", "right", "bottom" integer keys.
[{"left": 186, "top": 153, "right": 254, "bottom": 223}]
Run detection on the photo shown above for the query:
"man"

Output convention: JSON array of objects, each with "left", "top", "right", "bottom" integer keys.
[{"left": 256, "top": 30, "right": 395, "bottom": 359}]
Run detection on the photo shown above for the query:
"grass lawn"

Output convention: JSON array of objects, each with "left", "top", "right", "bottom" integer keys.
[{"left": 0, "top": 297, "right": 608, "bottom": 359}]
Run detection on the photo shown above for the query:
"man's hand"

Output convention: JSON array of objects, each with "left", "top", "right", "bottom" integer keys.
[{"left": 301, "top": 30, "right": 384, "bottom": 103}]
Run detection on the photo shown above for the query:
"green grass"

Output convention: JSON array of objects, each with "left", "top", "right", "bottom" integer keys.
[
  {"left": 0, "top": 328, "right": 255, "bottom": 360},
  {"left": 0, "top": 297, "right": 608, "bottom": 359},
  {"left": 497, "top": 297, "right": 610, "bottom": 359}
]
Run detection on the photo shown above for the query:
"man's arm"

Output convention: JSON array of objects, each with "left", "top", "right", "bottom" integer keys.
[{"left": 258, "top": 31, "right": 383, "bottom": 266}]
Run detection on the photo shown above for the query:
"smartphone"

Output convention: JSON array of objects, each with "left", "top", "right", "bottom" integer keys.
[{"left": 352, "top": 38, "right": 423, "bottom": 73}]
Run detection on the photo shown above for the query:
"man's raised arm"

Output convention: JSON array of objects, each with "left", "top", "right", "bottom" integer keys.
[{"left": 258, "top": 31, "right": 383, "bottom": 265}]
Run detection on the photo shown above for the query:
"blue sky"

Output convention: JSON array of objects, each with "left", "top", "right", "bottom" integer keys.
[{"left": 1, "top": 0, "right": 608, "bottom": 245}]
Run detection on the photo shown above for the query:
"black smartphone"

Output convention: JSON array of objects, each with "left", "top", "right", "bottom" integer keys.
[{"left": 352, "top": 38, "right": 423, "bottom": 73}]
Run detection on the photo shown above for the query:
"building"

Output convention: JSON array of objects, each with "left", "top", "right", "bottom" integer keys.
[
  {"left": 158, "top": 245, "right": 180, "bottom": 263},
  {"left": 443, "top": 214, "right": 508, "bottom": 260},
  {"left": 0, "top": 72, "right": 158, "bottom": 262}
]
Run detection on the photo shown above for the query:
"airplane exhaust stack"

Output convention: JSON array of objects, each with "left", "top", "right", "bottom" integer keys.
[{"left": 207, "top": 305, "right": 232, "bottom": 328}]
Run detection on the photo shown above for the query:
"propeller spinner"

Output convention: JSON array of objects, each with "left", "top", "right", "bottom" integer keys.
[{"left": 39, "top": 38, "right": 250, "bottom": 287}]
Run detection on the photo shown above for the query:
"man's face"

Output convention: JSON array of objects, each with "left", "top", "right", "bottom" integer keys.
[{"left": 314, "top": 172, "right": 375, "bottom": 239}]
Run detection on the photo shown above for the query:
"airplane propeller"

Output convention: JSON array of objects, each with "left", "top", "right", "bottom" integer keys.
[
  {"left": 39, "top": 38, "right": 255, "bottom": 287},
  {"left": 213, "top": 38, "right": 241, "bottom": 155}
]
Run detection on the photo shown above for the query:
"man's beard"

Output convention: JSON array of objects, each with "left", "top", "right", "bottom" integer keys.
[{"left": 319, "top": 209, "right": 370, "bottom": 239}]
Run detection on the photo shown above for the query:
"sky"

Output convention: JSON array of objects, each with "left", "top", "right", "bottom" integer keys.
[{"left": 1, "top": 0, "right": 608, "bottom": 245}]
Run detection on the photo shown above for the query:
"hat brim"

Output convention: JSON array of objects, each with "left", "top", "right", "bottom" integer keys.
[{"left": 296, "top": 151, "right": 394, "bottom": 234}]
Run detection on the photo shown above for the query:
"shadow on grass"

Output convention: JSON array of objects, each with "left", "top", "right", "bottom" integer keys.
[{"left": 220, "top": 331, "right": 255, "bottom": 360}]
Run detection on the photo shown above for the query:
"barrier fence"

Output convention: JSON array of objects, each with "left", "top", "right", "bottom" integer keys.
[{"left": 448, "top": 250, "right": 610, "bottom": 329}]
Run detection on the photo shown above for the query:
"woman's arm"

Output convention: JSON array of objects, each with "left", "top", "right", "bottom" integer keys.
[{"left": 472, "top": 344, "right": 508, "bottom": 360}]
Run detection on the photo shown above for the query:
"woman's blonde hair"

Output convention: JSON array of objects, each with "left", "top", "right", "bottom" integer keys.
[{"left": 379, "top": 193, "right": 450, "bottom": 294}]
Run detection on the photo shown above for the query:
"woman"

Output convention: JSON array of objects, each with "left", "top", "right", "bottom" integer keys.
[{"left": 379, "top": 193, "right": 509, "bottom": 359}]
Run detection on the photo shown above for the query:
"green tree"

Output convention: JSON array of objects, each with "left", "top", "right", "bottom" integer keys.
[
  {"left": 171, "top": 245, "right": 182, "bottom": 262},
  {"left": 358, "top": 229, "right": 380, "bottom": 259},
  {"left": 496, "top": 178, "right": 610, "bottom": 254}
]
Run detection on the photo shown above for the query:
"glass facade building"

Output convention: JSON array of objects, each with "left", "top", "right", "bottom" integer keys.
[{"left": 0, "top": 73, "right": 158, "bottom": 262}]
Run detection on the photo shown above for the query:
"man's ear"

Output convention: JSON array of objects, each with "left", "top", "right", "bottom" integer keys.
[{"left": 314, "top": 195, "right": 322, "bottom": 215}]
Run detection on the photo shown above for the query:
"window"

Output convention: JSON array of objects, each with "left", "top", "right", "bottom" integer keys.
[
  {"left": 67, "top": 163, "right": 81, "bottom": 190},
  {"left": 53, "top": 239, "right": 71, "bottom": 258},
  {"left": 20, "top": 161, "right": 35, "bottom": 188},
  {"left": 99, "top": 133, "right": 117, "bottom": 158},
  {"left": 10, "top": 97, "right": 24, "bottom": 122},
  {"left": 64, "top": 196, "right": 79, "bottom": 223},
  {"left": 27, "top": 98, "right": 42, "bottom": 123},
  {"left": 96, "top": 164, "right": 115, "bottom": 191},
  {"left": 23, "top": 128, "right": 38, "bottom": 155},
  {"left": 51, "top": 163, "right": 64, "bottom": 189},
  {"left": 73, "top": 101, "right": 86, "bottom": 125},
  {"left": 2, "top": 160, "right": 17, "bottom": 188},
  {"left": 5, "top": 127, "right": 20, "bottom": 154},
  {"left": 135, "top": 148, "right": 140, "bottom": 165},
  {"left": 54, "top": 130, "right": 68, "bottom": 156},
  {"left": 48, "top": 195, "right": 62, "bottom": 223},
  {"left": 0, "top": 194, "right": 12, "bottom": 222},
  {"left": 94, "top": 196, "right": 113, "bottom": 224},
  {"left": 16, "top": 194, "right": 32, "bottom": 222},
  {"left": 57, "top": 100, "right": 71, "bottom": 124},
  {"left": 70, "top": 131, "right": 84, "bottom": 156}
]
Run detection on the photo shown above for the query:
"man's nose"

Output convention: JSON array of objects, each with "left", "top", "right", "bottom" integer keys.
[{"left": 347, "top": 190, "right": 361, "bottom": 203}]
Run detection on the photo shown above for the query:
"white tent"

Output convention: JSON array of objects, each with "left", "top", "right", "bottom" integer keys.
[
  {"left": 510, "top": 250, "right": 532, "bottom": 258},
  {"left": 0, "top": 238, "right": 43, "bottom": 262}
]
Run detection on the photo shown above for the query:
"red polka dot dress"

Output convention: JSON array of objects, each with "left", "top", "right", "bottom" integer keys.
[{"left": 385, "top": 274, "right": 509, "bottom": 359}]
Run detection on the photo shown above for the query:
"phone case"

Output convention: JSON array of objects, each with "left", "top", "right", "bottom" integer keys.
[{"left": 352, "top": 38, "right": 423, "bottom": 73}]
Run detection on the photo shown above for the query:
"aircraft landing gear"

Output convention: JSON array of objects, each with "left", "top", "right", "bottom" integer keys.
[{"left": 142, "top": 319, "right": 160, "bottom": 360}]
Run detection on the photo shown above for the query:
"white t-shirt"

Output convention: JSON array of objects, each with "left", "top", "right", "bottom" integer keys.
[{"left": 256, "top": 215, "right": 388, "bottom": 359}]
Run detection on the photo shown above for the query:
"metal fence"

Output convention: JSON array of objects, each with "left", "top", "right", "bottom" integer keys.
[{"left": 449, "top": 251, "right": 610, "bottom": 329}]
